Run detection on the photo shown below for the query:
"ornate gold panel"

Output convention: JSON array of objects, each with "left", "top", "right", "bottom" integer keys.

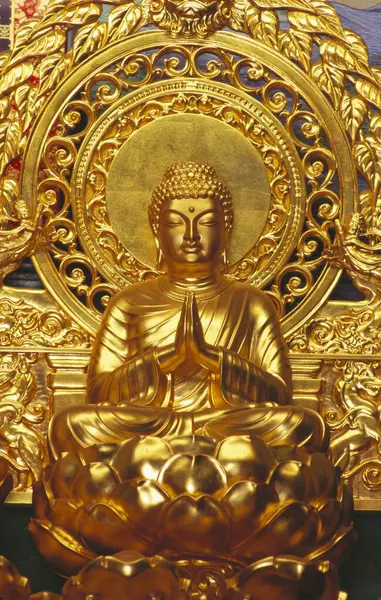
[{"left": 0, "top": 0, "right": 380, "bottom": 509}]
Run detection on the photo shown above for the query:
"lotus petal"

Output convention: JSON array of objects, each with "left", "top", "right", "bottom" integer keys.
[
  {"left": 234, "top": 503, "right": 320, "bottom": 560},
  {"left": 45, "top": 498, "right": 78, "bottom": 536},
  {"left": 0, "top": 555, "right": 30, "bottom": 600},
  {"left": 315, "top": 499, "right": 342, "bottom": 543},
  {"left": 222, "top": 481, "right": 278, "bottom": 548},
  {"left": 28, "top": 519, "right": 95, "bottom": 576},
  {"left": 158, "top": 454, "right": 227, "bottom": 498},
  {"left": 76, "top": 503, "right": 155, "bottom": 555},
  {"left": 160, "top": 496, "right": 230, "bottom": 555},
  {"left": 62, "top": 552, "right": 180, "bottom": 600},
  {"left": 337, "top": 482, "right": 353, "bottom": 526},
  {"left": 48, "top": 453, "right": 84, "bottom": 501},
  {"left": 168, "top": 435, "right": 217, "bottom": 456},
  {"left": 269, "top": 461, "right": 318, "bottom": 504},
  {"left": 306, "top": 525, "right": 355, "bottom": 566},
  {"left": 79, "top": 443, "right": 118, "bottom": 464},
  {"left": 216, "top": 436, "right": 276, "bottom": 485},
  {"left": 270, "top": 446, "right": 310, "bottom": 464},
  {"left": 71, "top": 464, "right": 120, "bottom": 506},
  {"left": 109, "top": 437, "right": 172, "bottom": 482},
  {"left": 229, "top": 556, "right": 341, "bottom": 600},
  {"left": 111, "top": 480, "right": 169, "bottom": 539},
  {"left": 309, "top": 454, "right": 338, "bottom": 499},
  {"left": 33, "top": 481, "right": 50, "bottom": 520}
]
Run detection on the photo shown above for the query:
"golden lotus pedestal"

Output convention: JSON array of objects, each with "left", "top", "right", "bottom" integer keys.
[{"left": 28, "top": 435, "right": 353, "bottom": 599}]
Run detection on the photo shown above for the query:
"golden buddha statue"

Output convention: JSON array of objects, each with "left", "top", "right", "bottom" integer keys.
[
  {"left": 49, "top": 161, "right": 326, "bottom": 457},
  {"left": 30, "top": 162, "right": 353, "bottom": 594}
]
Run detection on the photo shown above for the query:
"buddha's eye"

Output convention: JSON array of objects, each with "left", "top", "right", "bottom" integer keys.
[
  {"left": 199, "top": 219, "right": 218, "bottom": 227},
  {"left": 165, "top": 218, "right": 183, "bottom": 227}
]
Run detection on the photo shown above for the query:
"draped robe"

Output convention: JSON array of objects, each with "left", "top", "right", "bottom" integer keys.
[{"left": 49, "top": 276, "right": 328, "bottom": 458}]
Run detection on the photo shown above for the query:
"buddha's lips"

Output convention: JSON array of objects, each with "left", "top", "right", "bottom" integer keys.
[{"left": 181, "top": 243, "right": 202, "bottom": 253}]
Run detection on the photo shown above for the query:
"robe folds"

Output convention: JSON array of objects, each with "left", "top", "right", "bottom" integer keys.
[{"left": 49, "top": 276, "right": 328, "bottom": 458}]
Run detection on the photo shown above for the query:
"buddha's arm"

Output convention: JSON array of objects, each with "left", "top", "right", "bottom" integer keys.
[
  {"left": 87, "top": 294, "right": 168, "bottom": 406},
  {"left": 212, "top": 295, "right": 292, "bottom": 408}
]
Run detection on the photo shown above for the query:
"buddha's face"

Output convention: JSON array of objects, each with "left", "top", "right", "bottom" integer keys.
[{"left": 158, "top": 196, "right": 227, "bottom": 272}]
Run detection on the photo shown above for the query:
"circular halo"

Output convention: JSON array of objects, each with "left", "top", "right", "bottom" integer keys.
[
  {"left": 106, "top": 114, "right": 272, "bottom": 267},
  {"left": 22, "top": 32, "right": 356, "bottom": 337}
]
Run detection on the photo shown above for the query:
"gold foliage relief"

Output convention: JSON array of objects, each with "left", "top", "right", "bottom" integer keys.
[
  {"left": 0, "top": 295, "right": 90, "bottom": 349},
  {"left": 0, "top": 353, "right": 48, "bottom": 491}
]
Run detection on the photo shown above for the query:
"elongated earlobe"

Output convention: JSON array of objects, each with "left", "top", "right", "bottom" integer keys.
[
  {"left": 156, "top": 247, "right": 165, "bottom": 271},
  {"left": 222, "top": 250, "right": 229, "bottom": 270}
]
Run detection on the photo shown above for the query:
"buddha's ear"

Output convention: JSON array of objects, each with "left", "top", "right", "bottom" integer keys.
[
  {"left": 222, "top": 229, "right": 232, "bottom": 270},
  {"left": 149, "top": 217, "right": 166, "bottom": 271}
]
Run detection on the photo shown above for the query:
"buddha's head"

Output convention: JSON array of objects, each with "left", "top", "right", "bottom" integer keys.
[{"left": 149, "top": 161, "right": 233, "bottom": 276}]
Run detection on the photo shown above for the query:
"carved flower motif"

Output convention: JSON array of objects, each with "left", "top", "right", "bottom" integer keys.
[
  {"left": 30, "top": 435, "right": 353, "bottom": 576},
  {"left": 144, "top": 0, "right": 234, "bottom": 37}
]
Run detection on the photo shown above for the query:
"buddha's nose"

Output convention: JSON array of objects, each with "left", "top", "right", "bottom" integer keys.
[{"left": 184, "top": 221, "right": 201, "bottom": 242}]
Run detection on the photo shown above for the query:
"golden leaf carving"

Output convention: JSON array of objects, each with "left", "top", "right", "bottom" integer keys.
[
  {"left": 35, "top": 2, "right": 102, "bottom": 30},
  {"left": 43, "top": 0, "right": 72, "bottom": 19},
  {"left": 355, "top": 138, "right": 381, "bottom": 196},
  {"left": 0, "top": 117, "right": 21, "bottom": 172},
  {"left": 0, "top": 62, "right": 33, "bottom": 97},
  {"left": 108, "top": 4, "right": 143, "bottom": 41},
  {"left": 244, "top": 5, "right": 260, "bottom": 34},
  {"left": 253, "top": 0, "right": 312, "bottom": 9},
  {"left": 340, "top": 92, "right": 367, "bottom": 143},
  {"left": 0, "top": 99, "right": 10, "bottom": 121},
  {"left": 12, "top": 18, "right": 40, "bottom": 52},
  {"left": 356, "top": 78, "right": 381, "bottom": 111},
  {"left": 39, "top": 53, "right": 62, "bottom": 87},
  {"left": 343, "top": 29, "right": 369, "bottom": 66},
  {"left": 288, "top": 1, "right": 343, "bottom": 38},
  {"left": 229, "top": 0, "right": 247, "bottom": 31},
  {"left": 311, "top": 62, "right": 344, "bottom": 110},
  {"left": 14, "top": 84, "right": 31, "bottom": 113},
  {"left": 0, "top": 178, "right": 18, "bottom": 213},
  {"left": 0, "top": 53, "right": 9, "bottom": 71},
  {"left": 320, "top": 39, "right": 372, "bottom": 79},
  {"left": 278, "top": 29, "right": 311, "bottom": 73},
  {"left": 245, "top": 7, "right": 279, "bottom": 48},
  {"left": 72, "top": 23, "right": 108, "bottom": 62},
  {"left": 9, "top": 31, "right": 66, "bottom": 67},
  {"left": 38, "top": 54, "right": 73, "bottom": 98},
  {"left": 370, "top": 116, "right": 381, "bottom": 140}
]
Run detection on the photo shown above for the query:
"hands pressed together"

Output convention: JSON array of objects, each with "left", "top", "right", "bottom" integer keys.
[{"left": 157, "top": 293, "right": 220, "bottom": 375}]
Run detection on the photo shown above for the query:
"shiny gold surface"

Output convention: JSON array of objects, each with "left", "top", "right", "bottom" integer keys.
[
  {"left": 29, "top": 161, "right": 353, "bottom": 596},
  {"left": 48, "top": 161, "right": 327, "bottom": 453},
  {"left": 0, "top": 0, "right": 380, "bottom": 518},
  {"left": 1, "top": 0, "right": 380, "bottom": 594},
  {"left": 106, "top": 114, "right": 272, "bottom": 268},
  {"left": 0, "top": 551, "right": 347, "bottom": 599},
  {"left": 23, "top": 32, "right": 355, "bottom": 336},
  {"left": 31, "top": 434, "right": 352, "bottom": 576}
]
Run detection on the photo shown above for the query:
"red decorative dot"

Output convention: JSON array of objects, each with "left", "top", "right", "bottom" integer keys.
[
  {"left": 10, "top": 158, "right": 22, "bottom": 171},
  {"left": 29, "top": 75, "right": 40, "bottom": 87}
]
